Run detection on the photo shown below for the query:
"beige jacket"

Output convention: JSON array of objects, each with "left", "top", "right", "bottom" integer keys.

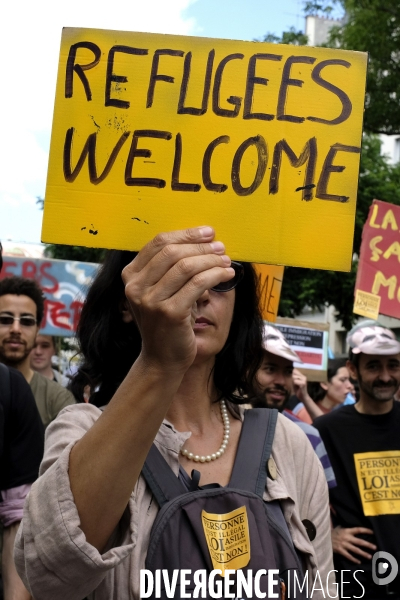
[
  {"left": 30, "top": 371, "right": 76, "bottom": 428},
  {"left": 15, "top": 404, "right": 335, "bottom": 600}
]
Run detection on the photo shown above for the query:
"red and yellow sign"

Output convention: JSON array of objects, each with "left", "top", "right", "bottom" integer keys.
[{"left": 354, "top": 200, "right": 400, "bottom": 319}]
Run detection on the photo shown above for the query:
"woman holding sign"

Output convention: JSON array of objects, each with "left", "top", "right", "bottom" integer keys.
[{"left": 15, "top": 227, "right": 335, "bottom": 599}]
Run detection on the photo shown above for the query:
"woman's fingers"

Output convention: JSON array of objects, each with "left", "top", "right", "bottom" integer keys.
[
  {"left": 170, "top": 265, "right": 235, "bottom": 310},
  {"left": 140, "top": 254, "right": 233, "bottom": 303},
  {"left": 126, "top": 259, "right": 235, "bottom": 318},
  {"left": 130, "top": 241, "right": 227, "bottom": 290},
  {"left": 120, "top": 227, "right": 236, "bottom": 372},
  {"left": 123, "top": 226, "right": 216, "bottom": 276}
]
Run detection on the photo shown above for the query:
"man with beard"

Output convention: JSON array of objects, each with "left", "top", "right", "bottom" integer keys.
[
  {"left": 0, "top": 246, "right": 44, "bottom": 600},
  {"left": 251, "top": 324, "right": 336, "bottom": 489},
  {"left": 314, "top": 322, "right": 400, "bottom": 599},
  {"left": 0, "top": 277, "right": 75, "bottom": 428}
]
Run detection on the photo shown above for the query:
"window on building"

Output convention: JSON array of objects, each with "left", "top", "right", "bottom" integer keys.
[{"left": 394, "top": 138, "right": 400, "bottom": 163}]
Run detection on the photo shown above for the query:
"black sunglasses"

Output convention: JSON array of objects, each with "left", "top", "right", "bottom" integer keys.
[
  {"left": 211, "top": 261, "right": 244, "bottom": 292},
  {"left": 0, "top": 315, "right": 37, "bottom": 327}
]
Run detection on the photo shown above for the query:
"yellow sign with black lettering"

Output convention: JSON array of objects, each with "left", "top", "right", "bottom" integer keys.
[
  {"left": 354, "top": 289, "right": 381, "bottom": 320},
  {"left": 42, "top": 28, "right": 367, "bottom": 269},
  {"left": 254, "top": 263, "right": 284, "bottom": 322},
  {"left": 201, "top": 506, "right": 250, "bottom": 575},
  {"left": 354, "top": 451, "right": 400, "bottom": 516}
]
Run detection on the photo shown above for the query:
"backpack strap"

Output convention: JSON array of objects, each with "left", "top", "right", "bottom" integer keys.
[
  {"left": 142, "top": 443, "right": 187, "bottom": 507},
  {"left": 142, "top": 407, "right": 278, "bottom": 506},
  {"left": 229, "top": 408, "right": 278, "bottom": 497}
]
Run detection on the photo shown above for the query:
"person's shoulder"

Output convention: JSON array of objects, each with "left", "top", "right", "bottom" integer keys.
[
  {"left": 32, "top": 371, "right": 59, "bottom": 390},
  {"left": 275, "top": 410, "right": 312, "bottom": 448},
  {"left": 7, "top": 366, "right": 29, "bottom": 390},
  {"left": 41, "top": 403, "right": 102, "bottom": 475},
  {"left": 32, "top": 372, "right": 75, "bottom": 400},
  {"left": 51, "top": 402, "right": 102, "bottom": 425},
  {"left": 6, "top": 367, "right": 37, "bottom": 404},
  {"left": 0, "top": 366, "right": 37, "bottom": 418},
  {"left": 274, "top": 412, "right": 326, "bottom": 492},
  {"left": 314, "top": 405, "right": 356, "bottom": 429},
  {"left": 44, "top": 403, "right": 102, "bottom": 445}
]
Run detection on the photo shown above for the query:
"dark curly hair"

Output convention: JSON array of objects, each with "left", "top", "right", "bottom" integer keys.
[
  {"left": 0, "top": 276, "right": 45, "bottom": 325},
  {"left": 308, "top": 357, "right": 348, "bottom": 402},
  {"left": 69, "top": 251, "right": 264, "bottom": 406}
]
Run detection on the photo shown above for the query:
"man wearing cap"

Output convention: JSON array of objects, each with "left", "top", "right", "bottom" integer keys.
[
  {"left": 314, "top": 322, "right": 400, "bottom": 599},
  {"left": 251, "top": 324, "right": 336, "bottom": 489}
]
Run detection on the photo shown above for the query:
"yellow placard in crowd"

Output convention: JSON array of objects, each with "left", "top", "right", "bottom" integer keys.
[
  {"left": 353, "top": 289, "right": 381, "bottom": 320},
  {"left": 354, "top": 451, "right": 400, "bottom": 516},
  {"left": 42, "top": 28, "right": 367, "bottom": 269},
  {"left": 253, "top": 264, "right": 284, "bottom": 322}
]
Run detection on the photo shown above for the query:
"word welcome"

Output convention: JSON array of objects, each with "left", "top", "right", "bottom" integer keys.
[{"left": 64, "top": 128, "right": 359, "bottom": 203}]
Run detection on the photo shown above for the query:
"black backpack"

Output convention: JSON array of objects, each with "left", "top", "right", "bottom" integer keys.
[{"left": 141, "top": 408, "right": 307, "bottom": 599}]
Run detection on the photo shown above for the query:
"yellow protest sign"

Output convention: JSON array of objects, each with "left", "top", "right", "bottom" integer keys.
[
  {"left": 353, "top": 289, "right": 381, "bottom": 320},
  {"left": 42, "top": 28, "right": 367, "bottom": 269},
  {"left": 201, "top": 506, "right": 251, "bottom": 575},
  {"left": 354, "top": 451, "right": 400, "bottom": 516},
  {"left": 253, "top": 264, "right": 284, "bottom": 322}
]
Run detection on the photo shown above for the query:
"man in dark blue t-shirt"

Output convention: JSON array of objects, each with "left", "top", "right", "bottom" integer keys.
[{"left": 315, "top": 322, "right": 400, "bottom": 599}]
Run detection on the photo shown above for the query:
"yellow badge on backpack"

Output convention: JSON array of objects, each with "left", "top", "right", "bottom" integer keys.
[{"left": 201, "top": 506, "right": 251, "bottom": 576}]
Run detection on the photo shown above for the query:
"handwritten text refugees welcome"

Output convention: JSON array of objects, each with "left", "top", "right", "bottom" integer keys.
[{"left": 42, "top": 28, "right": 367, "bottom": 268}]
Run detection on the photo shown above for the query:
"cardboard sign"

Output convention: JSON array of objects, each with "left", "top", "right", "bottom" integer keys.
[
  {"left": 253, "top": 263, "right": 284, "bottom": 322},
  {"left": 354, "top": 200, "right": 400, "bottom": 319},
  {"left": 0, "top": 257, "right": 98, "bottom": 336},
  {"left": 42, "top": 28, "right": 367, "bottom": 269},
  {"left": 275, "top": 317, "right": 329, "bottom": 382}
]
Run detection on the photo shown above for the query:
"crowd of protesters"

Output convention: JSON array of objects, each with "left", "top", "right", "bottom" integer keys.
[{"left": 0, "top": 233, "right": 399, "bottom": 600}]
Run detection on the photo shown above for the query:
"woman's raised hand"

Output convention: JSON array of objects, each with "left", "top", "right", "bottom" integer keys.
[{"left": 121, "top": 227, "right": 235, "bottom": 373}]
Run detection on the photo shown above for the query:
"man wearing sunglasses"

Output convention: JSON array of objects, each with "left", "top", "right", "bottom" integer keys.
[
  {"left": 0, "top": 243, "right": 44, "bottom": 600},
  {"left": 0, "top": 276, "right": 75, "bottom": 428}
]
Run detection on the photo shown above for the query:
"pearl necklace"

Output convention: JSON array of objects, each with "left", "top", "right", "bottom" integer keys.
[{"left": 180, "top": 400, "right": 230, "bottom": 463}]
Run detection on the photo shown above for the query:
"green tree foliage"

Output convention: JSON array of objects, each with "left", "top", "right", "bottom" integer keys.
[
  {"left": 44, "top": 244, "right": 106, "bottom": 263},
  {"left": 308, "top": 0, "right": 400, "bottom": 134},
  {"left": 260, "top": 27, "right": 308, "bottom": 46},
  {"left": 263, "top": 2, "right": 400, "bottom": 328},
  {"left": 279, "top": 135, "right": 400, "bottom": 330}
]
